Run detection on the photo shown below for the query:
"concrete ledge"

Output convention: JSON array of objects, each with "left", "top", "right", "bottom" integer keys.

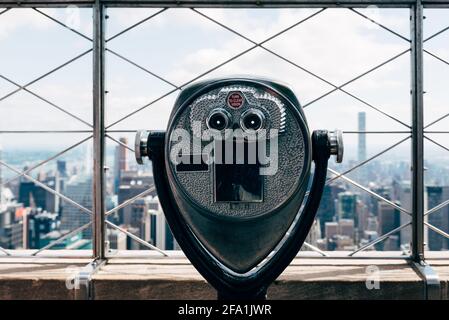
[{"left": 0, "top": 251, "right": 448, "bottom": 299}]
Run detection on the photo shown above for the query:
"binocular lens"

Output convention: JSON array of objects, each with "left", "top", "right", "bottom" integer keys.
[
  {"left": 207, "top": 110, "right": 230, "bottom": 131},
  {"left": 241, "top": 109, "right": 264, "bottom": 132}
]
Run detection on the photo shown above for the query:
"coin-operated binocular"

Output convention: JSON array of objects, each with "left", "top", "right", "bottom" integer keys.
[{"left": 135, "top": 77, "right": 343, "bottom": 300}]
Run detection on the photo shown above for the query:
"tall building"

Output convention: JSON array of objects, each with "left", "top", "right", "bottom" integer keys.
[
  {"left": 304, "top": 218, "right": 322, "bottom": 249},
  {"left": 369, "top": 185, "right": 391, "bottom": 217},
  {"left": 316, "top": 184, "right": 345, "bottom": 234},
  {"left": 397, "top": 182, "right": 411, "bottom": 247},
  {"left": 18, "top": 176, "right": 57, "bottom": 213},
  {"left": 426, "top": 186, "right": 449, "bottom": 250},
  {"left": 108, "top": 226, "right": 141, "bottom": 250},
  {"left": 142, "top": 197, "right": 159, "bottom": 245},
  {"left": 107, "top": 196, "right": 176, "bottom": 251},
  {"left": 358, "top": 112, "right": 366, "bottom": 162},
  {"left": 339, "top": 219, "right": 355, "bottom": 238},
  {"left": 144, "top": 196, "right": 176, "bottom": 250},
  {"left": 0, "top": 188, "right": 24, "bottom": 249},
  {"left": 26, "top": 209, "right": 59, "bottom": 249},
  {"left": 395, "top": 181, "right": 428, "bottom": 249},
  {"left": 60, "top": 175, "right": 92, "bottom": 239},
  {"left": 337, "top": 192, "right": 358, "bottom": 220},
  {"left": 2, "top": 221, "right": 23, "bottom": 249},
  {"left": 324, "top": 219, "right": 355, "bottom": 250},
  {"left": 116, "top": 171, "right": 155, "bottom": 225},
  {"left": 357, "top": 112, "right": 367, "bottom": 183},
  {"left": 57, "top": 160, "right": 67, "bottom": 177},
  {"left": 155, "top": 210, "right": 175, "bottom": 250},
  {"left": 114, "top": 137, "right": 129, "bottom": 194},
  {"left": 356, "top": 200, "right": 369, "bottom": 242},
  {"left": 377, "top": 201, "right": 401, "bottom": 250},
  {"left": 325, "top": 221, "right": 338, "bottom": 240}
]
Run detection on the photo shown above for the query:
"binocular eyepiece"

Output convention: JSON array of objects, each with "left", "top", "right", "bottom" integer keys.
[{"left": 135, "top": 77, "right": 343, "bottom": 300}]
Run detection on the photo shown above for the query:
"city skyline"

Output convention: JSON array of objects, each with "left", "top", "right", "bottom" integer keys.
[
  {"left": 1, "top": 7, "right": 449, "bottom": 254},
  {"left": 2, "top": 117, "right": 449, "bottom": 251}
]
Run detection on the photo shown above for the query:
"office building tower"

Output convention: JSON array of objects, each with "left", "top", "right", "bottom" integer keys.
[
  {"left": 60, "top": 175, "right": 92, "bottom": 239},
  {"left": 356, "top": 201, "right": 369, "bottom": 235},
  {"left": 2, "top": 222, "right": 23, "bottom": 249},
  {"left": 114, "top": 137, "right": 129, "bottom": 194},
  {"left": 325, "top": 221, "right": 338, "bottom": 239},
  {"left": 117, "top": 171, "right": 155, "bottom": 225},
  {"left": 383, "top": 235, "right": 400, "bottom": 251},
  {"left": 377, "top": 202, "right": 401, "bottom": 250},
  {"left": 107, "top": 195, "right": 175, "bottom": 251},
  {"left": 357, "top": 112, "right": 367, "bottom": 183},
  {"left": 396, "top": 181, "right": 428, "bottom": 248},
  {"left": 18, "top": 177, "right": 56, "bottom": 213},
  {"left": 316, "top": 184, "right": 345, "bottom": 234},
  {"left": 146, "top": 196, "right": 175, "bottom": 250},
  {"left": 0, "top": 196, "right": 24, "bottom": 249},
  {"left": 396, "top": 182, "right": 412, "bottom": 246},
  {"left": 26, "top": 209, "right": 59, "bottom": 249},
  {"left": 155, "top": 210, "right": 175, "bottom": 250},
  {"left": 337, "top": 192, "right": 358, "bottom": 220},
  {"left": 426, "top": 186, "right": 449, "bottom": 250},
  {"left": 304, "top": 218, "right": 321, "bottom": 249},
  {"left": 57, "top": 160, "right": 67, "bottom": 177},
  {"left": 369, "top": 185, "right": 391, "bottom": 217},
  {"left": 358, "top": 112, "right": 366, "bottom": 162},
  {"left": 324, "top": 221, "right": 338, "bottom": 250},
  {"left": 324, "top": 218, "right": 355, "bottom": 251},
  {"left": 339, "top": 219, "right": 355, "bottom": 238},
  {"left": 366, "top": 216, "right": 379, "bottom": 232}
]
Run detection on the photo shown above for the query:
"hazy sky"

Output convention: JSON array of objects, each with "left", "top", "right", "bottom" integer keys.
[{"left": 0, "top": 7, "right": 448, "bottom": 165}]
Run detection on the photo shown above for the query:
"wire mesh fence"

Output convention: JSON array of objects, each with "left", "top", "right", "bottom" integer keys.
[{"left": 0, "top": 1, "right": 448, "bottom": 260}]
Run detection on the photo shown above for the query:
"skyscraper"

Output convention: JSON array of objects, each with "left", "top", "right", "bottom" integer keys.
[
  {"left": 114, "top": 137, "right": 129, "bottom": 194},
  {"left": 377, "top": 201, "right": 401, "bottom": 250},
  {"left": 337, "top": 192, "right": 358, "bottom": 220},
  {"left": 60, "top": 175, "right": 92, "bottom": 238},
  {"left": 426, "top": 186, "right": 449, "bottom": 250},
  {"left": 18, "top": 176, "right": 57, "bottom": 213},
  {"left": 316, "top": 184, "right": 345, "bottom": 234},
  {"left": 396, "top": 181, "right": 428, "bottom": 249},
  {"left": 57, "top": 160, "right": 67, "bottom": 177},
  {"left": 397, "top": 182, "right": 412, "bottom": 247},
  {"left": 117, "top": 171, "right": 154, "bottom": 225},
  {"left": 358, "top": 112, "right": 367, "bottom": 162}
]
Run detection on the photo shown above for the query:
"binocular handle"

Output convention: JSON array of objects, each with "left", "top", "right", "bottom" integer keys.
[
  {"left": 135, "top": 130, "right": 166, "bottom": 164},
  {"left": 327, "top": 129, "right": 344, "bottom": 163}
]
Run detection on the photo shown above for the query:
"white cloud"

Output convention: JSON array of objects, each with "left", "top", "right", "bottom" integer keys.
[
  {"left": 0, "top": 8, "right": 53, "bottom": 40},
  {"left": 1, "top": 7, "right": 448, "bottom": 159}
]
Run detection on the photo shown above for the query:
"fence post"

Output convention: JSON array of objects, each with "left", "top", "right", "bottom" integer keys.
[
  {"left": 410, "top": 0, "right": 425, "bottom": 262},
  {"left": 92, "top": 0, "right": 106, "bottom": 259}
]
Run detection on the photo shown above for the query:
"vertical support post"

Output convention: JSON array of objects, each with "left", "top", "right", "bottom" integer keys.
[
  {"left": 410, "top": 0, "right": 425, "bottom": 262},
  {"left": 93, "top": 0, "right": 106, "bottom": 259}
]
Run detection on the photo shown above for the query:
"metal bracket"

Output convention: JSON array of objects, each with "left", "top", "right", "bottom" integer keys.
[
  {"left": 412, "top": 260, "right": 440, "bottom": 300},
  {"left": 74, "top": 258, "right": 107, "bottom": 300}
]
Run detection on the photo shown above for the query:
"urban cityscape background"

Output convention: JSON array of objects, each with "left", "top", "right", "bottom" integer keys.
[
  {"left": 2, "top": 110, "right": 449, "bottom": 252},
  {"left": 1, "top": 7, "right": 449, "bottom": 253}
]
